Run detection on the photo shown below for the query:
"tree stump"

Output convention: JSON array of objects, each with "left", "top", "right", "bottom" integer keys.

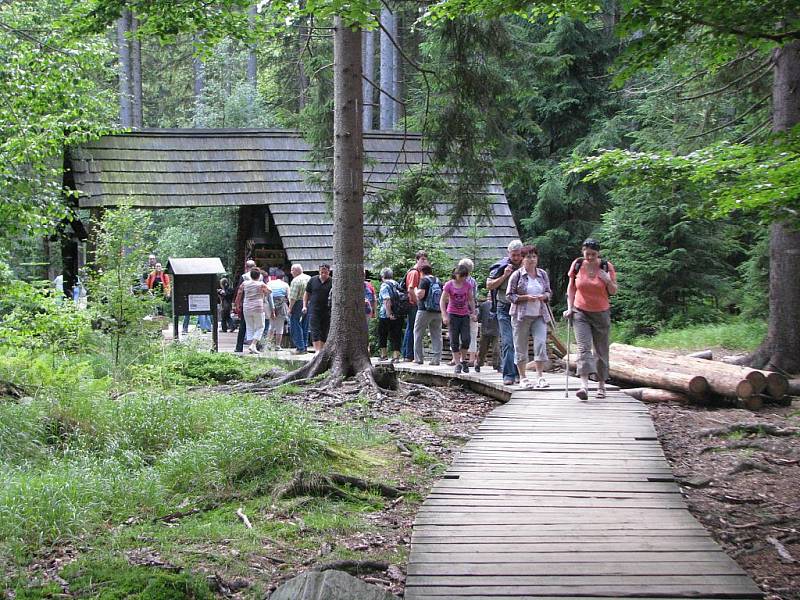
[{"left": 372, "top": 363, "right": 398, "bottom": 390}]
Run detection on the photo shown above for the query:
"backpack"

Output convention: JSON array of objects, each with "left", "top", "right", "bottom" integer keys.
[
  {"left": 421, "top": 276, "right": 442, "bottom": 312},
  {"left": 387, "top": 281, "right": 410, "bottom": 318},
  {"left": 487, "top": 258, "right": 511, "bottom": 313},
  {"left": 572, "top": 258, "right": 609, "bottom": 278},
  {"left": 272, "top": 293, "right": 288, "bottom": 316},
  {"left": 364, "top": 281, "right": 375, "bottom": 315}
]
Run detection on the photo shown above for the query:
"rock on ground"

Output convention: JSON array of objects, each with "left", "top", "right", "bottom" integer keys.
[{"left": 270, "top": 569, "right": 400, "bottom": 600}]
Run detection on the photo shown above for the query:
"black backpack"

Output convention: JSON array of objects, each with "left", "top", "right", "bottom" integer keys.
[
  {"left": 387, "top": 281, "right": 410, "bottom": 318},
  {"left": 572, "top": 258, "right": 609, "bottom": 278}
]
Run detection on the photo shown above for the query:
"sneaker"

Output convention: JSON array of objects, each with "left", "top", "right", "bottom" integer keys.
[
  {"left": 454, "top": 363, "right": 463, "bottom": 374},
  {"left": 414, "top": 360, "right": 424, "bottom": 365},
  {"left": 474, "top": 364, "right": 481, "bottom": 373},
  {"left": 576, "top": 388, "right": 588, "bottom": 400},
  {"left": 519, "top": 377, "right": 531, "bottom": 389},
  {"left": 536, "top": 377, "right": 549, "bottom": 389},
  {"left": 514, "top": 377, "right": 521, "bottom": 384},
  {"left": 461, "top": 362, "right": 469, "bottom": 373},
  {"left": 503, "top": 378, "right": 515, "bottom": 386}
]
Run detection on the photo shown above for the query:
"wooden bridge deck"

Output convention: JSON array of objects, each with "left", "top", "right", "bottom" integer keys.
[
  {"left": 400, "top": 371, "right": 762, "bottom": 600},
  {"left": 167, "top": 329, "right": 760, "bottom": 598}
]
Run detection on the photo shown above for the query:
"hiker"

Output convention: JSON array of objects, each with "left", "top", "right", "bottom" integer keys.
[
  {"left": 507, "top": 245, "right": 552, "bottom": 389},
  {"left": 288, "top": 264, "right": 311, "bottom": 354},
  {"left": 303, "top": 264, "right": 332, "bottom": 352},
  {"left": 401, "top": 250, "right": 430, "bottom": 361},
  {"left": 241, "top": 267, "right": 272, "bottom": 355},
  {"left": 267, "top": 275, "right": 290, "bottom": 349},
  {"left": 413, "top": 264, "right": 443, "bottom": 365},
  {"left": 458, "top": 258, "right": 480, "bottom": 369},
  {"left": 377, "top": 268, "right": 404, "bottom": 362},
  {"left": 218, "top": 278, "right": 236, "bottom": 332},
  {"left": 477, "top": 294, "right": 500, "bottom": 372},
  {"left": 146, "top": 262, "right": 170, "bottom": 316},
  {"left": 487, "top": 239, "right": 524, "bottom": 385},
  {"left": 441, "top": 263, "right": 476, "bottom": 374},
  {"left": 563, "top": 238, "right": 618, "bottom": 400}
]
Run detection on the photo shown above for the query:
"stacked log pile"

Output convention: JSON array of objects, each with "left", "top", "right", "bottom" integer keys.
[{"left": 568, "top": 343, "right": 791, "bottom": 409}]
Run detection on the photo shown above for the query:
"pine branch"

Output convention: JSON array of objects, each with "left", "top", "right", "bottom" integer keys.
[
  {"left": 680, "top": 57, "right": 773, "bottom": 101},
  {"left": 686, "top": 92, "right": 771, "bottom": 139}
]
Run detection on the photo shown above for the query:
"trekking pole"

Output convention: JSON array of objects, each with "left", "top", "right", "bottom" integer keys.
[{"left": 564, "top": 312, "right": 572, "bottom": 398}]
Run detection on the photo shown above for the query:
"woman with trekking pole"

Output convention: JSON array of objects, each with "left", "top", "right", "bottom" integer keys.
[{"left": 563, "top": 238, "right": 618, "bottom": 400}]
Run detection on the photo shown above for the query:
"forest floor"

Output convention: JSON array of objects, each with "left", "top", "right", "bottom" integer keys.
[
  {"left": 650, "top": 400, "right": 800, "bottom": 600},
  {"left": 6, "top": 358, "right": 799, "bottom": 599}
]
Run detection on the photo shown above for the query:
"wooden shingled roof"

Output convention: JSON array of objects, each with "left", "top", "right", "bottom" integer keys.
[{"left": 69, "top": 129, "right": 520, "bottom": 266}]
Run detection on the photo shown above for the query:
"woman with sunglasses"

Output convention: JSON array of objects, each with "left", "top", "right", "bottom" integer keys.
[{"left": 563, "top": 238, "right": 618, "bottom": 400}]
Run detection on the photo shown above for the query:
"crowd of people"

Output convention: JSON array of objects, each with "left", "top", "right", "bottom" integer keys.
[{"left": 143, "top": 237, "right": 617, "bottom": 398}]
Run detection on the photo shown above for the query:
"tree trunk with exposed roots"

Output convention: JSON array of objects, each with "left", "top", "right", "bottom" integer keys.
[
  {"left": 274, "top": 17, "right": 377, "bottom": 387},
  {"left": 746, "top": 40, "right": 800, "bottom": 375}
]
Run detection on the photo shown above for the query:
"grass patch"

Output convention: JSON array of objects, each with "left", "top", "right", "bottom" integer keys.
[{"left": 627, "top": 319, "right": 766, "bottom": 352}]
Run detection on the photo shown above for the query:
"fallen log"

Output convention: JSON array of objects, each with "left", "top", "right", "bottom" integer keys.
[
  {"left": 613, "top": 344, "right": 790, "bottom": 399},
  {"left": 688, "top": 350, "right": 713, "bottom": 360},
  {"left": 610, "top": 344, "right": 758, "bottom": 399},
  {"left": 622, "top": 387, "right": 690, "bottom": 404},
  {"left": 565, "top": 356, "right": 710, "bottom": 398},
  {"left": 789, "top": 379, "right": 800, "bottom": 397}
]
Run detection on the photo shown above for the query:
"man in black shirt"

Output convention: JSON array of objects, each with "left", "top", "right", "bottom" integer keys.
[{"left": 303, "top": 264, "right": 332, "bottom": 351}]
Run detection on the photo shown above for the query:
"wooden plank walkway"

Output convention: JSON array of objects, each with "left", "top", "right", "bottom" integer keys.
[
  {"left": 164, "top": 328, "right": 760, "bottom": 598},
  {"left": 402, "top": 372, "right": 762, "bottom": 600}
]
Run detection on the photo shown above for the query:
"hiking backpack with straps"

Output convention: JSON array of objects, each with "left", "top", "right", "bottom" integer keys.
[
  {"left": 387, "top": 281, "right": 411, "bottom": 318},
  {"left": 572, "top": 257, "right": 609, "bottom": 278},
  {"left": 421, "top": 276, "right": 442, "bottom": 312}
]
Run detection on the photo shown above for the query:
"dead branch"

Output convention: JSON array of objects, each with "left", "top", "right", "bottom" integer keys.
[
  {"left": 699, "top": 423, "right": 800, "bottom": 438},
  {"left": 686, "top": 92, "right": 771, "bottom": 139},
  {"left": 236, "top": 507, "right": 253, "bottom": 529},
  {"left": 700, "top": 440, "right": 769, "bottom": 454},
  {"left": 766, "top": 536, "right": 797, "bottom": 563},
  {"left": 313, "top": 559, "right": 389, "bottom": 574}
]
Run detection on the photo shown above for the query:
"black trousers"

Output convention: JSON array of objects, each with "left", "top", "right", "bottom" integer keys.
[
  {"left": 309, "top": 309, "right": 331, "bottom": 342},
  {"left": 235, "top": 316, "right": 247, "bottom": 352},
  {"left": 448, "top": 314, "right": 471, "bottom": 353},
  {"left": 378, "top": 317, "right": 403, "bottom": 352}
]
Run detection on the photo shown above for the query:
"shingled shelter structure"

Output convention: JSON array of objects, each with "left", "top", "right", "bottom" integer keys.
[{"left": 68, "top": 129, "right": 520, "bottom": 274}]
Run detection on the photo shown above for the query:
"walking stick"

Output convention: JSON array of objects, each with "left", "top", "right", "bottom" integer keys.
[{"left": 564, "top": 312, "right": 572, "bottom": 398}]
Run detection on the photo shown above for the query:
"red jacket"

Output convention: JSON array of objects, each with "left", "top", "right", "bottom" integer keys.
[{"left": 146, "top": 271, "right": 171, "bottom": 296}]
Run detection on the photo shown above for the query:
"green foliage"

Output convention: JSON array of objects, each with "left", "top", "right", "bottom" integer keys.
[
  {"left": 576, "top": 130, "right": 800, "bottom": 225},
  {"left": 0, "top": 279, "right": 92, "bottom": 355},
  {"left": 0, "top": 0, "right": 117, "bottom": 245},
  {"left": 63, "top": 557, "right": 214, "bottom": 599},
  {"left": 598, "top": 184, "right": 738, "bottom": 332},
  {"left": 367, "top": 215, "right": 450, "bottom": 279},
  {"left": 153, "top": 206, "right": 238, "bottom": 275},
  {"left": 152, "top": 345, "right": 266, "bottom": 385},
  {"left": 89, "top": 205, "right": 158, "bottom": 373}
]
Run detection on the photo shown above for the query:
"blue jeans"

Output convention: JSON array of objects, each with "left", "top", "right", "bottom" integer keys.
[
  {"left": 401, "top": 306, "right": 418, "bottom": 359},
  {"left": 289, "top": 302, "right": 309, "bottom": 351},
  {"left": 496, "top": 303, "right": 518, "bottom": 381}
]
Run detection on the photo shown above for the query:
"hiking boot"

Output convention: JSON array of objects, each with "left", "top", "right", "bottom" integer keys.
[
  {"left": 454, "top": 363, "right": 463, "bottom": 374},
  {"left": 461, "top": 362, "right": 469, "bottom": 373},
  {"left": 474, "top": 364, "right": 481, "bottom": 372}
]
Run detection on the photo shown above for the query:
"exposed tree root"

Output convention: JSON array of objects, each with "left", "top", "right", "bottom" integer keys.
[
  {"left": 700, "top": 440, "right": 769, "bottom": 454},
  {"left": 269, "top": 349, "right": 334, "bottom": 387},
  {"left": 727, "top": 459, "right": 777, "bottom": 476},
  {"left": 276, "top": 470, "right": 404, "bottom": 501},
  {"left": 699, "top": 422, "right": 800, "bottom": 438},
  {"left": 402, "top": 381, "right": 449, "bottom": 403},
  {"left": 313, "top": 559, "right": 389, "bottom": 574},
  {"left": 0, "top": 380, "right": 25, "bottom": 401}
]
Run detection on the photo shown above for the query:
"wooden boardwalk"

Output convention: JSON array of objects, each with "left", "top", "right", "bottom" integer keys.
[
  {"left": 164, "top": 328, "right": 760, "bottom": 598},
  {"left": 402, "top": 372, "right": 762, "bottom": 599}
]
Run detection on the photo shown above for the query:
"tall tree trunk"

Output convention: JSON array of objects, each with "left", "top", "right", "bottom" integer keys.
[
  {"left": 362, "top": 28, "right": 375, "bottom": 130},
  {"left": 130, "top": 14, "right": 143, "bottom": 127},
  {"left": 247, "top": 5, "right": 258, "bottom": 88},
  {"left": 379, "top": 5, "right": 394, "bottom": 130},
  {"left": 193, "top": 37, "right": 205, "bottom": 127},
  {"left": 750, "top": 39, "right": 800, "bottom": 374},
  {"left": 297, "top": 2, "right": 310, "bottom": 110},
  {"left": 274, "top": 16, "right": 376, "bottom": 386},
  {"left": 391, "top": 10, "right": 401, "bottom": 127},
  {"left": 117, "top": 10, "right": 132, "bottom": 126}
]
